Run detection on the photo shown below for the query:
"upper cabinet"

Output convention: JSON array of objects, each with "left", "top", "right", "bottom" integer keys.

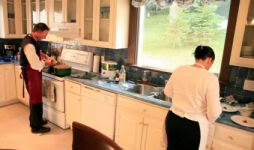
[
  {"left": 0, "top": 0, "right": 21, "bottom": 38},
  {"left": 20, "top": 0, "right": 29, "bottom": 36},
  {"left": 49, "top": 0, "right": 80, "bottom": 28},
  {"left": 81, "top": 0, "right": 130, "bottom": 49},
  {"left": 29, "top": 0, "right": 49, "bottom": 32},
  {"left": 230, "top": 0, "right": 254, "bottom": 68}
]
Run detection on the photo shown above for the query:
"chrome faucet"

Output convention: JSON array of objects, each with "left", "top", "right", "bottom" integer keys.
[{"left": 159, "top": 76, "right": 168, "bottom": 85}]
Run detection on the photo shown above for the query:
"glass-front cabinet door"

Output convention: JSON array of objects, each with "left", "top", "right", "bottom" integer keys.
[
  {"left": 28, "top": 0, "right": 48, "bottom": 32},
  {"left": 4, "top": 0, "right": 20, "bottom": 37},
  {"left": 95, "top": 0, "right": 113, "bottom": 46},
  {"left": 230, "top": 0, "right": 254, "bottom": 68},
  {"left": 21, "top": 0, "right": 28, "bottom": 35},
  {"left": 81, "top": 0, "right": 95, "bottom": 45},
  {"left": 50, "top": 0, "right": 79, "bottom": 27}
]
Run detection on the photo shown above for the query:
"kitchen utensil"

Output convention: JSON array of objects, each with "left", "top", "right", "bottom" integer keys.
[
  {"left": 101, "top": 61, "right": 117, "bottom": 78},
  {"left": 70, "top": 73, "right": 96, "bottom": 79},
  {"left": 221, "top": 103, "right": 238, "bottom": 112},
  {"left": 53, "top": 65, "right": 71, "bottom": 76},
  {"left": 231, "top": 115, "right": 254, "bottom": 127}
]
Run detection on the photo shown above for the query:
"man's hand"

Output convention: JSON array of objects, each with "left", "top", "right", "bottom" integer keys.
[{"left": 44, "top": 59, "right": 52, "bottom": 66}]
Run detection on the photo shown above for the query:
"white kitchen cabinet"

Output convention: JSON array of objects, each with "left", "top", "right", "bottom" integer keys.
[
  {"left": 211, "top": 141, "right": 249, "bottom": 150},
  {"left": 0, "top": 64, "right": 18, "bottom": 107},
  {"left": 65, "top": 80, "right": 81, "bottom": 129},
  {"left": 49, "top": 0, "right": 80, "bottom": 27},
  {"left": 80, "top": 0, "right": 130, "bottom": 49},
  {"left": 28, "top": 0, "right": 49, "bottom": 32},
  {"left": 20, "top": 0, "right": 29, "bottom": 36},
  {"left": 0, "top": 65, "right": 7, "bottom": 103},
  {"left": 0, "top": 0, "right": 21, "bottom": 38},
  {"left": 65, "top": 91, "right": 81, "bottom": 129},
  {"left": 14, "top": 64, "right": 29, "bottom": 106},
  {"left": 230, "top": 0, "right": 254, "bottom": 68},
  {"left": 115, "top": 95, "right": 168, "bottom": 150}
]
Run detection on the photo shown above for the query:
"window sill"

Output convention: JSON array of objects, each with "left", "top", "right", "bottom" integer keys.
[{"left": 125, "top": 63, "right": 173, "bottom": 75}]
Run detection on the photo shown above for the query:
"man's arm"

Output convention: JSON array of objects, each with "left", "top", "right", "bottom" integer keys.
[{"left": 24, "top": 44, "right": 51, "bottom": 71}]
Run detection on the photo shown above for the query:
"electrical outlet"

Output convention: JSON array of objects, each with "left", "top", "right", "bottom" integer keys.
[{"left": 243, "top": 79, "right": 254, "bottom": 91}]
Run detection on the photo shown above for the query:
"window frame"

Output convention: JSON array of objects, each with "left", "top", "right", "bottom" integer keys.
[{"left": 126, "top": 0, "right": 240, "bottom": 85}]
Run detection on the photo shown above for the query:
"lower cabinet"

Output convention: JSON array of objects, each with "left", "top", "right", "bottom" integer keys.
[
  {"left": 0, "top": 64, "right": 17, "bottom": 106},
  {"left": 115, "top": 95, "right": 168, "bottom": 150},
  {"left": 14, "top": 64, "right": 29, "bottom": 106},
  {"left": 210, "top": 141, "right": 249, "bottom": 150},
  {"left": 65, "top": 80, "right": 82, "bottom": 129}
]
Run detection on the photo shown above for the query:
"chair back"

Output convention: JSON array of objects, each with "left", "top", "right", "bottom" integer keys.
[{"left": 72, "top": 121, "right": 123, "bottom": 150}]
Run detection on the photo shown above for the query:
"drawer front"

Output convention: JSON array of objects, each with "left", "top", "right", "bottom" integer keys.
[
  {"left": 118, "top": 95, "right": 168, "bottom": 121},
  {"left": 65, "top": 80, "right": 81, "bottom": 95},
  {"left": 214, "top": 125, "right": 254, "bottom": 149},
  {"left": 82, "top": 85, "right": 116, "bottom": 106}
]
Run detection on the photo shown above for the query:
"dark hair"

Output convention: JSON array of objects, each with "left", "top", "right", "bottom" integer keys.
[
  {"left": 33, "top": 23, "right": 50, "bottom": 32},
  {"left": 194, "top": 45, "right": 215, "bottom": 61}
]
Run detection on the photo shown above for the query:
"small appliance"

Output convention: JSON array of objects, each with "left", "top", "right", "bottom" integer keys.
[
  {"left": 3, "top": 45, "right": 15, "bottom": 61},
  {"left": 101, "top": 61, "right": 118, "bottom": 78}
]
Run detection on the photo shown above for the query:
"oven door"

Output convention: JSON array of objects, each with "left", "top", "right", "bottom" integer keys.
[{"left": 42, "top": 76, "right": 64, "bottom": 112}]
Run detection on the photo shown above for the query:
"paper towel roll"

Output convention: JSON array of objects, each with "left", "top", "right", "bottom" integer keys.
[{"left": 93, "top": 55, "right": 100, "bottom": 73}]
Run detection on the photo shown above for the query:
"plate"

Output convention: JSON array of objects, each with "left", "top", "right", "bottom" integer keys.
[
  {"left": 231, "top": 115, "right": 254, "bottom": 127},
  {"left": 221, "top": 103, "right": 238, "bottom": 112}
]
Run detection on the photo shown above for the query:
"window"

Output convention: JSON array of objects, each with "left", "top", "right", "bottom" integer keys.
[{"left": 136, "top": 0, "right": 232, "bottom": 75}]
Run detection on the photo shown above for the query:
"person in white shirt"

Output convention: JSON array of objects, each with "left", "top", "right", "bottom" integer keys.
[
  {"left": 163, "top": 45, "right": 222, "bottom": 150},
  {"left": 20, "top": 23, "right": 53, "bottom": 134}
]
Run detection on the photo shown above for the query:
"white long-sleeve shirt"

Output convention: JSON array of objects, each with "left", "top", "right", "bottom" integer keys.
[
  {"left": 24, "top": 44, "right": 45, "bottom": 71},
  {"left": 164, "top": 65, "right": 222, "bottom": 123}
]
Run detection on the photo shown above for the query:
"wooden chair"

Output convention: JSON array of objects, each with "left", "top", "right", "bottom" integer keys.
[{"left": 72, "top": 121, "right": 123, "bottom": 150}]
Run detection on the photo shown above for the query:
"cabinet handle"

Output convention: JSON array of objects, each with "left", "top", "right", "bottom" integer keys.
[
  {"left": 78, "top": 99, "right": 81, "bottom": 101},
  {"left": 143, "top": 109, "right": 147, "bottom": 112},
  {"left": 211, "top": 147, "right": 215, "bottom": 150},
  {"left": 70, "top": 86, "right": 73, "bottom": 89},
  {"left": 206, "top": 145, "right": 208, "bottom": 148},
  {"left": 228, "top": 136, "right": 234, "bottom": 140},
  {"left": 140, "top": 122, "right": 143, "bottom": 125},
  {"left": 144, "top": 124, "right": 147, "bottom": 126}
]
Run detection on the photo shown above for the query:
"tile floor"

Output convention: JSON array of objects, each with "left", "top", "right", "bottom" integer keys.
[{"left": 0, "top": 103, "right": 72, "bottom": 150}]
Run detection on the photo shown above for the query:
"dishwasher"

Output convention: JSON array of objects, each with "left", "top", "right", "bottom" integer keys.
[{"left": 81, "top": 85, "right": 117, "bottom": 139}]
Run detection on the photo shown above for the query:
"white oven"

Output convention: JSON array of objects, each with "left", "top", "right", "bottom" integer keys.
[
  {"left": 42, "top": 74, "right": 69, "bottom": 129},
  {"left": 41, "top": 48, "right": 94, "bottom": 129}
]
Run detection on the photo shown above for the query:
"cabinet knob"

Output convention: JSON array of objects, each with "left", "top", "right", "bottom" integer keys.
[
  {"left": 140, "top": 122, "right": 143, "bottom": 125},
  {"left": 70, "top": 86, "right": 73, "bottom": 89},
  {"left": 143, "top": 109, "right": 147, "bottom": 112},
  {"left": 211, "top": 147, "right": 215, "bottom": 150},
  {"left": 228, "top": 136, "right": 234, "bottom": 140},
  {"left": 78, "top": 99, "right": 81, "bottom": 101},
  {"left": 144, "top": 124, "right": 147, "bottom": 126}
]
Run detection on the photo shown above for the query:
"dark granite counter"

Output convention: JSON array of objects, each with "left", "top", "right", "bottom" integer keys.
[{"left": 2, "top": 61, "right": 254, "bottom": 134}]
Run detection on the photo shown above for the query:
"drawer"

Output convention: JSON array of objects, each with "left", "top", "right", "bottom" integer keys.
[
  {"left": 214, "top": 125, "right": 254, "bottom": 149},
  {"left": 117, "top": 95, "right": 168, "bottom": 121},
  {"left": 65, "top": 80, "right": 81, "bottom": 95}
]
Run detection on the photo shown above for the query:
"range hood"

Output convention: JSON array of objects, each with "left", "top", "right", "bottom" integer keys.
[{"left": 47, "top": 27, "right": 81, "bottom": 41}]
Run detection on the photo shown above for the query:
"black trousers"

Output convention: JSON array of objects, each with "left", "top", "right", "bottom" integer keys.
[
  {"left": 165, "top": 111, "right": 201, "bottom": 150},
  {"left": 23, "top": 69, "right": 43, "bottom": 130}
]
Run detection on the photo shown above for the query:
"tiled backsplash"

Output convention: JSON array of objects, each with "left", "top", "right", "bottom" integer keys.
[
  {"left": 1, "top": 38, "right": 253, "bottom": 103},
  {"left": 220, "top": 66, "right": 254, "bottom": 104}
]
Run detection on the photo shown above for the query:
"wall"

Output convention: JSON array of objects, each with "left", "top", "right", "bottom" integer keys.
[{"left": 1, "top": 38, "right": 253, "bottom": 104}]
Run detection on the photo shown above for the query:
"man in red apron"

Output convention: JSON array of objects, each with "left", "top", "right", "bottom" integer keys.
[{"left": 20, "top": 23, "right": 52, "bottom": 133}]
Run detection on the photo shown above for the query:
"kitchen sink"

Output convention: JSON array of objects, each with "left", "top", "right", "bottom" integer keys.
[{"left": 123, "top": 84, "right": 171, "bottom": 102}]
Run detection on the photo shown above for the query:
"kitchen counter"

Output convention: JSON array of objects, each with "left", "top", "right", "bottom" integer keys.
[
  {"left": 65, "top": 76, "right": 172, "bottom": 108},
  {"left": 2, "top": 61, "right": 254, "bottom": 134},
  {"left": 65, "top": 76, "right": 254, "bottom": 134},
  {"left": 0, "top": 60, "right": 19, "bottom": 65}
]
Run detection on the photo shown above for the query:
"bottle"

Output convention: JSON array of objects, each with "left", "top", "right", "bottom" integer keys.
[
  {"left": 119, "top": 65, "right": 126, "bottom": 84},
  {"left": 16, "top": 52, "right": 20, "bottom": 61},
  {"left": 115, "top": 70, "right": 120, "bottom": 84},
  {"left": 141, "top": 71, "right": 148, "bottom": 84}
]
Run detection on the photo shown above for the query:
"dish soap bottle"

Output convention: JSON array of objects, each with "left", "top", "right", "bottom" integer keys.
[
  {"left": 119, "top": 65, "right": 126, "bottom": 84},
  {"left": 115, "top": 70, "right": 120, "bottom": 84},
  {"left": 141, "top": 71, "right": 148, "bottom": 84}
]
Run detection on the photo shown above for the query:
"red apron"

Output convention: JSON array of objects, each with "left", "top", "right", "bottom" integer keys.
[{"left": 20, "top": 34, "right": 43, "bottom": 104}]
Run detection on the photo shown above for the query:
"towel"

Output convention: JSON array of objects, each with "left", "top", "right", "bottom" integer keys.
[{"left": 42, "top": 79, "right": 56, "bottom": 102}]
